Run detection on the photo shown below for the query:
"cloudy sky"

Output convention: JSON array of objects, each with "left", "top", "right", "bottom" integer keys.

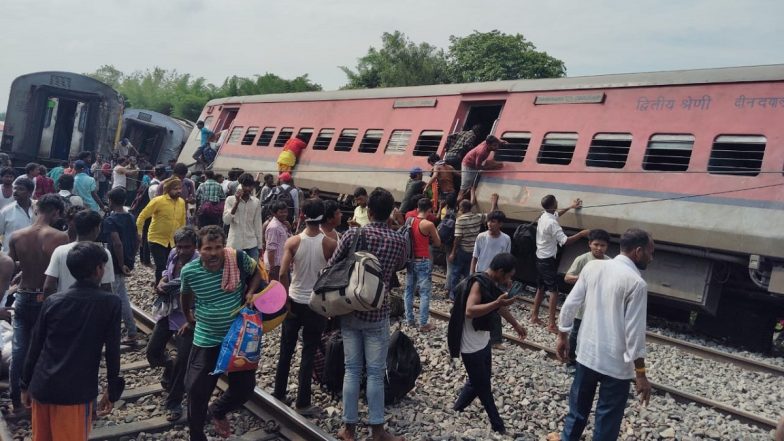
[{"left": 1, "top": 0, "right": 782, "bottom": 111}]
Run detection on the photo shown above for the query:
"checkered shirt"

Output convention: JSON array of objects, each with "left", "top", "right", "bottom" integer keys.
[{"left": 196, "top": 179, "right": 225, "bottom": 204}]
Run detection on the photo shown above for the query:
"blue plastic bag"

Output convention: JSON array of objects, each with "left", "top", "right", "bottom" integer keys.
[{"left": 212, "top": 307, "right": 263, "bottom": 375}]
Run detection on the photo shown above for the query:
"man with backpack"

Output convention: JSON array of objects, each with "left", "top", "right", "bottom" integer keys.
[
  {"left": 328, "top": 188, "right": 407, "bottom": 441},
  {"left": 403, "top": 198, "right": 441, "bottom": 332},
  {"left": 262, "top": 172, "right": 298, "bottom": 225},
  {"left": 56, "top": 174, "right": 84, "bottom": 209},
  {"left": 443, "top": 124, "right": 482, "bottom": 171},
  {"left": 274, "top": 199, "right": 337, "bottom": 416}
]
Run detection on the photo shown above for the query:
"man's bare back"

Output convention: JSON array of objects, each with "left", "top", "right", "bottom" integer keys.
[{"left": 9, "top": 224, "right": 69, "bottom": 291}]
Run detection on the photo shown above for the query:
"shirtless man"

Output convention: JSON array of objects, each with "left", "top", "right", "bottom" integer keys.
[{"left": 7, "top": 194, "right": 69, "bottom": 412}]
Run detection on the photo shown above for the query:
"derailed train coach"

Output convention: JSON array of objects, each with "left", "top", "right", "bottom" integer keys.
[
  {"left": 121, "top": 109, "right": 194, "bottom": 165},
  {"left": 180, "top": 64, "right": 784, "bottom": 350},
  {"left": 1, "top": 71, "right": 123, "bottom": 163}
]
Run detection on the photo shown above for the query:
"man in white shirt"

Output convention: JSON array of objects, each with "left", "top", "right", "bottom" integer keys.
[
  {"left": 112, "top": 157, "right": 138, "bottom": 189},
  {"left": 0, "top": 178, "right": 36, "bottom": 253},
  {"left": 148, "top": 165, "right": 168, "bottom": 200},
  {"left": 43, "top": 210, "right": 114, "bottom": 294},
  {"left": 555, "top": 228, "right": 653, "bottom": 441},
  {"left": 530, "top": 194, "right": 589, "bottom": 333},
  {"left": 13, "top": 163, "right": 39, "bottom": 195},
  {"left": 222, "top": 173, "right": 263, "bottom": 260}
]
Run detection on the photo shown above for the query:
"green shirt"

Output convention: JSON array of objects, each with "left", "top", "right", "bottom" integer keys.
[
  {"left": 180, "top": 251, "right": 257, "bottom": 347},
  {"left": 567, "top": 251, "right": 611, "bottom": 319}
]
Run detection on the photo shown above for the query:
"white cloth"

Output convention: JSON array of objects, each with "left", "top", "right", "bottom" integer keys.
[
  {"left": 536, "top": 211, "right": 567, "bottom": 259},
  {"left": 148, "top": 178, "right": 161, "bottom": 200},
  {"left": 45, "top": 242, "right": 115, "bottom": 292},
  {"left": 0, "top": 202, "right": 35, "bottom": 253},
  {"left": 223, "top": 195, "right": 263, "bottom": 250},
  {"left": 558, "top": 255, "right": 648, "bottom": 380},
  {"left": 112, "top": 165, "right": 127, "bottom": 189},
  {"left": 289, "top": 231, "right": 327, "bottom": 304},
  {"left": 0, "top": 186, "right": 14, "bottom": 211},
  {"left": 472, "top": 231, "right": 511, "bottom": 273},
  {"left": 461, "top": 317, "right": 490, "bottom": 354},
  {"left": 58, "top": 190, "right": 84, "bottom": 207}
]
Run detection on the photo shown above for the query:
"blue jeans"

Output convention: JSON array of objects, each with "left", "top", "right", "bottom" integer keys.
[
  {"left": 10, "top": 293, "right": 43, "bottom": 405},
  {"left": 243, "top": 247, "right": 259, "bottom": 260},
  {"left": 449, "top": 248, "right": 473, "bottom": 300},
  {"left": 562, "top": 363, "right": 631, "bottom": 441},
  {"left": 404, "top": 259, "right": 432, "bottom": 326},
  {"left": 341, "top": 315, "right": 389, "bottom": 425},
  {"left": 112, "top": 275, "right": 137, "bottom": 338}
]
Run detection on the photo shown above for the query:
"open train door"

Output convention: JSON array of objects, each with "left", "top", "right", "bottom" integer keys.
[{"left": 454, "top": 100, "right": 506, "bottom": 146}]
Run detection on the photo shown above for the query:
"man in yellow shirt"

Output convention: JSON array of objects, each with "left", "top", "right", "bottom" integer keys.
[
  {"left": 348, "top": 187, "right": 369, "bottom": 227},
  {"left": 136, "top": 178, "right": 186, "bottom": 283}
]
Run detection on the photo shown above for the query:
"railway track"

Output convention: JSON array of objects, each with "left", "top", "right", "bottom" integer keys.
[{"left": 426, "top": 274, "right": 781, "bottom": 431}]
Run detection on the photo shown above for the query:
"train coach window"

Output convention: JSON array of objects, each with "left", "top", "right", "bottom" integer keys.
[
  {"left": 228, "top": 126, "right": 244, "bottom": 144},
  {"left": 359, "top": 129, "right": 384, "bottom": 154},
  {"left": 498, "top": 132, "right": 531, "bottom": 162},
  {"left": 313, "top": 129, "right": 334, "bottom": 150},
  {"left": 274, "top": 128, "right": 294, "bottom": 147},
  {"left": 256, "top": 127, "right": 275, "bottom": 146},
  {"left": 385, "top": 130, "right": 412, "bottom": 155},
  {"left": 241, "top": 127, "right": 259, "bottom": 145},
  {"left": 643, "top": 134, "right": 694, "bottom": 172},
  {"left": 413, "top": 130, "right": 443, "bottom": 156},
  {"left": 297, "top": 128, "right": 314, "bottom": 144},
  {"left": 335, "top": 129, "right": 358, "bottom": 152},
  {"left": 708, "top": 135, "right": 766, "bottom": 177},
  {"left": 537, "top": 132, "right": 578, "bottom": 165},
  {"left": 586, "top": 133, "right": 632, "bottom": 169}
]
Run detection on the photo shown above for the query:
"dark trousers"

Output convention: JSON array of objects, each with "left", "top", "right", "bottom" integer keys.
[
  {"left": 568, "top": 318, "right": 582, "bottom": 365},
  {"left": 185, "top": 345, "right": 256, "bottom": 441},
  {"left": 273, "top": 302, "right": 327, "bottom": 408},
  {"left": 454, "top": 345, "right": 504, "bottom": 433},
  {"left": 448, "top": 247, "right": 472, "bottom": 300},
  {"left": 145, "top": 316, "right": 193, "bottom": 410},
  {"left": 140, "top": 219, "right": 152, "bottom": 265},
  {"left": 490, "top": 313, "right": 502, "bottom": 345},
  {"left": 562, "top": 363, "right": 631, "bottom": 441},
  {"left": 98, "top": 181, "right": 109, "bottom": 201},
  {"left": 149, "top": 242, "right": 171, "bottom": 284}
]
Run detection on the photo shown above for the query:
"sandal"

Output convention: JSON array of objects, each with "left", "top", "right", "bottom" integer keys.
[{"left": 166, "top": 409, "right": 183, "bottom": 422}]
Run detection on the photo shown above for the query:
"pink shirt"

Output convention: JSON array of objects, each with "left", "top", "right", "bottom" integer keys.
[
  {"left": 462, "top": 142, "right": 491, "bottom": 169},
  {"left": 264, "top": 217, "right": 289, "bottom": 268}
]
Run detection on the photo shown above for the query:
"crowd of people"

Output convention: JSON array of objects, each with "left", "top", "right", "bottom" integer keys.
[{"left": 1, "top": 130, "right": 781, "bottom": 441}]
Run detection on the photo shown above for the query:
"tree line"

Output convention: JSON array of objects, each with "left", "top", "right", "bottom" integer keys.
[{"left": 85, "top": 30, "right": 565, "bottom": 122}]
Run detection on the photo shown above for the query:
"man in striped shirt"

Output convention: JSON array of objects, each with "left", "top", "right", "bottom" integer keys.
[
  {"left": 180, "top": 226, "right": 263, "bottom": 441},
  {"left": 448, "top": 190, "right": 499, "bottom": 300}
]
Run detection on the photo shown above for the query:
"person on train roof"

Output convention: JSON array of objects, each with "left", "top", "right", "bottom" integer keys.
[{"left": 277, "top": 134, "right": 308, "bottom": 173}]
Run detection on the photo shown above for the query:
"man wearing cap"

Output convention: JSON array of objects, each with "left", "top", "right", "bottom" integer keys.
[
  {"left": 73, "top": 160, "right": 106, "bottom": 212},
  {"left": 399, "top": 167, "right": 426, "bottom": 213}
]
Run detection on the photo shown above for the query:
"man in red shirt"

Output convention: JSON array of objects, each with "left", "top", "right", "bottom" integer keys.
[
  {"left": 404, "top": 198, "right": 441, "bottom": 332},
  {"left": 277, "top": 134, "right": 308, "bottom": 173},
  {"left": 458, "top": 136, "right": 504, "bottom": 201}
]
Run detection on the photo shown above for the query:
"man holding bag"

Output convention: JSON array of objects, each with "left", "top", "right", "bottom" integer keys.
[
  {"left": 328, "top": 188, "right": 407, "bottom": 441},
  {"left": 180, "top": 226, "right": 263, "bottom": 441}
]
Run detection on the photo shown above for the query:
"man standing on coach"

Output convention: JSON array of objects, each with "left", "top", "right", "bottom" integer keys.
[
  {"left": 331, "top": 188, "right": 407, "bottom": 441},
  {"left": 554, "top": 228, "right": 654, "bottom": 440},
  {"left": 180, "top": 226, "right": 263, "bottom": 441}
]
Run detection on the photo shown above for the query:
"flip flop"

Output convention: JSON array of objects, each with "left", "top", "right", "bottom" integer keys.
[{"left": 166, "top": 409, "right": 182, "bottom": 422}]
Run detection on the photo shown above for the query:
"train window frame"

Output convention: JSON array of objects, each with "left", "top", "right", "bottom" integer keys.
[
  {"left": 77, "top": 105, "right": 88, "bottom": 132},
  {"left": 227, "top": 126, "right": 244, "bottom": 144},
  {"left": 497, "top": 131, "right": 531, "bottom": 163},
  {"left": 358, "top": 129, "right": 385, "bottom": 154},
  {"left": 385, "top": 130, "right": 412, "bottom": 155},
  {"left": 256, "top": 127, "right": 276, "bottom": 146},
  {"left": 334, "top": 129, "right": 358, "bottom": 152},
  {"left": 413, "top": 130, "right": 444, "bottom": 157},
  {"left": 313, "top": 128, "right": 335, "bottom": 150},
  {"left": 241, "top": 127, "right": 259, "bottom": 145},
  {"left": 537, "top": 132, "right": 578, "bottom": 165},
  {"left": 708, "top": 135, "right": 766, "bottom": 177},
  {"left": 297, "top": 128, "right": 314, "bottom": 144},
  {"left": 642, "top": 134, "right": 695, "bottom": 172},
  {"left": 586, "top": 133, "right": 633, "bottom": 169},
  {"left": 44, "top": 98, "right": 56, "bottom": 128},
  {"left": 274, "top": 127, "right": 294, "bottom": 147}
]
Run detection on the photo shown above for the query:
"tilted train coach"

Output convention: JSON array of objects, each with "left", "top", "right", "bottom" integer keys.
[{"left": 179, "top": 65, "right": 784, "bottom": 349}]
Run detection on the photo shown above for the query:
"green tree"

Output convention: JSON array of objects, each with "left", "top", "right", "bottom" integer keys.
[
  {"left": 340, "top": 31, "right": 450, "bottom": 89},
  {"left": 447, "top": 30, "right": 566, "bottom": 82}
]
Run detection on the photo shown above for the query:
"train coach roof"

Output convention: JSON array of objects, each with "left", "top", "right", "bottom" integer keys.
[{"left": 206, "top": 64, "right": 784, "bottom": 106}]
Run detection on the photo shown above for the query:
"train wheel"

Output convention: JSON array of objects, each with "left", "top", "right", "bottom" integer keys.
[{"left": 694, "top": 297, "right": 776, "bottom": 353}]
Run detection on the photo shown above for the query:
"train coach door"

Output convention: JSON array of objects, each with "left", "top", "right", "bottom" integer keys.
[{"left": 459, "top": 101, "right": 505, "bottom": 144}]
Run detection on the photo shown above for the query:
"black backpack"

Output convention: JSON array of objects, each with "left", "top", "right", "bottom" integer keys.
[
  {"left": 397, "top": 217, "right": 416, "bottom": 267},
  {"left": 262, "top": 185, "right": 296, "bottom": 222},
  {"left": 512, "top": 221, "right": 538, "bottom": 264},
  {"left": 384, "top": 329, "right": 421, "bottom": 404},
  {"left": 321, "top": 330, "right": 345, "bottom": 398},
  {"left": 437, "top": 209, "right": 456, "bottom": 247}
]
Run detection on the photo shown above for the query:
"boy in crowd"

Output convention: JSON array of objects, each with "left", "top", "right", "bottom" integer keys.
[
  {"left": 21, "top": 242, "right": 124, "bottom": 440},
  {"left": 57, "top": 174, "right": 84, "bottom": 208},
  {"left": 320, "top": 200, "right": 342, "bottom": 241},
  {"left": 563, "top": 229, "right": 612, "bottom": 369},
  {"left": 264, "top": 201, "right": 292, "bottom": 281},
  {"left": 470, "top": 210, "right": 511, "bottom": 349},
  {"left": 347, "top": 187, "right": 369, "bottom": 227},
  {"left": 448, "top": 253, "right": 527, "bottom": 434},
  {"left": 275, "top": 199, "right": 337, "bottom": 415},
  {"left": 102, "top": 188, "right": 141, "bottom": 345},
  {"left": 530, "top": 194, "right": 590, "bottom": 333},
  {"left": 404, "top": 198, "right": 441, "bottom": 332}
]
